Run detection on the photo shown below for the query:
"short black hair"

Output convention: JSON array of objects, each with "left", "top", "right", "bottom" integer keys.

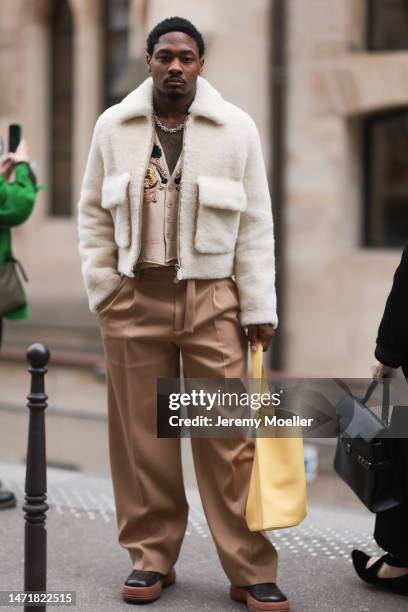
[{"left": 146, "top": 17, "right": 205, "bottom": 58}]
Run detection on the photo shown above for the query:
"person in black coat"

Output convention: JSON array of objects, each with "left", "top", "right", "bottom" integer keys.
[{"left": 352, "top": 246, "right": 408, "bottom": 595}]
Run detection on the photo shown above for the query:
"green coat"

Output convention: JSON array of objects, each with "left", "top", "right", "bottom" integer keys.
[{"left": 0, "top": 163, "right": 38, "bottom": 320}]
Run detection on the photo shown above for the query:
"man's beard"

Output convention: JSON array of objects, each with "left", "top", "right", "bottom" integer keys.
[{"left": 166, "top": 90, "right": 185, "bottom": 100}]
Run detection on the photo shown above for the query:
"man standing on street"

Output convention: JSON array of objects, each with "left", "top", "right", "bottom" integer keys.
[{"left": 78, "top": 17, "right": 288, "bottom": 612}]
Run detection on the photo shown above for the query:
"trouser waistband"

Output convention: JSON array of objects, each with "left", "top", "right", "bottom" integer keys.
[
  {"left": 133, "top": 266, "right": 196, "bottom": 333},
  {"left": 133, "top": 265, "right": 177, "bottom": 280}
]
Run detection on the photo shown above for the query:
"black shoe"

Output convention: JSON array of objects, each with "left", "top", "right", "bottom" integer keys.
[
  {"left": 0, "top": 490, "right": 17, "bottom": 509},
  {"left": 230, "top": 582, "right": 290, "bottom": 611},
  {"left": 352, "top": 549, "right": 408, "bottom": 595},
  {"left": 122, "top": 568, "right": 176, "bottom": 603}
]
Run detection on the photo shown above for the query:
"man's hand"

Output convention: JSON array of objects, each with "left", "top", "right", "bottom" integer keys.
[
  {"left": 372, "top": 361, "right": 396, "bottom": 379},
  {"left": 247, "top": 324, "right": 276, "bottom": 352},
  {"left": 0, "top": 155, "right": 15, "bottom": 180}
]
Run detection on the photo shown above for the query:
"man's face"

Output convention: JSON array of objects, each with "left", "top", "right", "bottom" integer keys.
[{"left": 147, "top": 31, "right": 204, "bottom": 98}]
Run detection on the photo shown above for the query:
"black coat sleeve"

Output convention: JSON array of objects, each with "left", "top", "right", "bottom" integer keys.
[{"left": 375, "top": 247, "right": 408, "bottom": 368}]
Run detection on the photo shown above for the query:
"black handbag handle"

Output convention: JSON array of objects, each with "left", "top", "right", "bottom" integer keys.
[{"left": 333, "top": 378, "right": 390, "bottom": 426}]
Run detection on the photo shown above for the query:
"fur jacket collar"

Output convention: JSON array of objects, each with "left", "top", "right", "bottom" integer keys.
[{"left": 117, "top": 76, "right": 228, "bottom": 125}]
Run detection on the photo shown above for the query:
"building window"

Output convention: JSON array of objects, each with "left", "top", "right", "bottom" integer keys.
[
  {"left": 363, "top": 109, "right": 408, "bottom": 247},
  {"left": 367, "top": 0, "right": 408, "bottom": 51},
  {"left": 104, "top": 0, "right": 129, "bottom": 109},
  {"left": 50, "top": 0, "right": 73, "bottom": 217}
]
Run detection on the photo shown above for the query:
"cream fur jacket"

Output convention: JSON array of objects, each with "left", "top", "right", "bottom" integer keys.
[{"left": 77, "top": 76, "right": 278, "bottom": 327}]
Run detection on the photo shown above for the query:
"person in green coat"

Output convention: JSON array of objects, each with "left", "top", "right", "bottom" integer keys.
[
  {"left": 0, "top": 140, "right": 38, "bottom": 347},
  {"left": 0, "top": 139, "right": 38, "bottom": 510}
]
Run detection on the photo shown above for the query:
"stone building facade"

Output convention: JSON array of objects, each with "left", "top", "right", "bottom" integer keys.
[
  {"left": 285, "top": 0, "right": 408, "bottom": 375},
  {"left": 0, "top": 0, "right": 407, "bottom": 376}
]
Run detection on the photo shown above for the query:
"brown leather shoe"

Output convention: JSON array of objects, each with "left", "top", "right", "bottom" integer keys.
[
  {"left": 122, "top": 568, "right": 176, "bottom": 603},
  {"left": 230, "top": 582, "right": 290, "bottom": 611}
]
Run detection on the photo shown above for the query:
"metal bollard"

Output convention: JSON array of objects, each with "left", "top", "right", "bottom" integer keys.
[{"left": 23, "top": 343, "right": 50, "bottom": 612}]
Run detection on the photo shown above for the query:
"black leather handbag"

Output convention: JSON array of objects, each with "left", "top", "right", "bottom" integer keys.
[{"left": 333, "top": 379, "right": 402, "bottom": 513}]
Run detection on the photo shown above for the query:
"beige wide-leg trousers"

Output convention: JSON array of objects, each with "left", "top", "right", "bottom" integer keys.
[{"left": 97, "top": 266, "right": 278, "bottom": 586}]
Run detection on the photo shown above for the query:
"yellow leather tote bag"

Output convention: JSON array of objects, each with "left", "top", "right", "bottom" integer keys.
[{"left": 245, "top": 344, "right": 307, "bottom": 531}]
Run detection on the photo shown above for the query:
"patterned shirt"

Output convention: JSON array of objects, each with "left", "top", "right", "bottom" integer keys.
[{"left": 134, "top": 128, "right": 183, "bottom": 270}]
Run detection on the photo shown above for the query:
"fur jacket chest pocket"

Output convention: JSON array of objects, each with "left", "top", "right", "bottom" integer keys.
[
  {"left": 101, "top": 173, "right": 131, "bottom": 248},
  {"left": 194, "top": 176, "right": 247, "bottom": 254}
]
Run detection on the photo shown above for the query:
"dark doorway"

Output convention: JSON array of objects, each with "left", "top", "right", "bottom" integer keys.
[
  {"left": 50, "top": 0, "right": 73, "bottom": 217},
  {"left": 104, "top": 0, "right": 129, "bottom": 109}
]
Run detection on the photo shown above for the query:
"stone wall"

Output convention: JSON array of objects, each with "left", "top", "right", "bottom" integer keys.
[{"left": 284, "top": 0, "right": 406, "bottom": 376}]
